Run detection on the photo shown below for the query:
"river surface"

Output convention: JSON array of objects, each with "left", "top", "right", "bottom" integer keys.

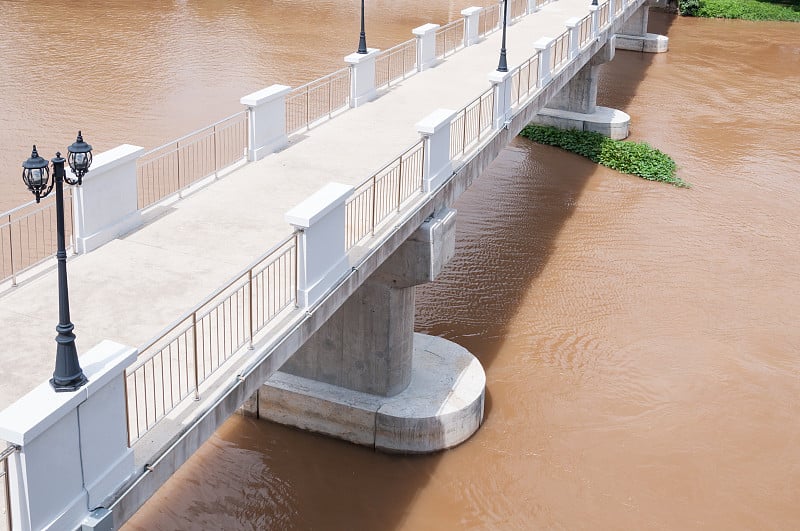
[{"left": 3, "top": 1, "right": 800, "bottom": 529}]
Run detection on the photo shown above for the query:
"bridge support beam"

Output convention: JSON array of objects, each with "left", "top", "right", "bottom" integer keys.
[
  {"left": 615, "top": 3, "right": 669, "bottom": 53},
  {"left": 257, "top": 208, "right": 486, "bottom": 453},
  {"left": 533, "top": 38, "right": 631, "bottom": 139}
]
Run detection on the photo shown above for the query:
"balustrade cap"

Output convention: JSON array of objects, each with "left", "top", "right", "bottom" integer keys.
[
  {"left": 460, "top": 6, "right": 483, "bottom": 16},
  {"left": 84, "top": 144, "right": 145, "bottom": 180},
  {"left": 534, "top": 36, "right": 556, "bottom": 49},
  {"left": 566, "top": 16, "right": 581, "bottom": 27},
  {"left": 488, "top": 70, "right": 514, "bottom": 84},
  {"left": 0, "top": 341, "right": 136, "bottom": 445},
  {"left": 416, "top": 108, "right": 458, "bottom": 135},
  {"left": 412, "top": 23, "right": 440, "bottom": 36},
  {"left": 344, "top": 48, "right": 381, "bottom": 64},
  {"left": 285, "top": 182, "right": 354, "bottom": 228},
  {"left": 241, "top": 84, "right": 292, "bottom": 107}
]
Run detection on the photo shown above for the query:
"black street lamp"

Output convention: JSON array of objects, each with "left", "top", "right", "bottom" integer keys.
[
  {"left": 592, "top": 0, "right": 598, "bottom": 6},
  {"left": 497, "top": 0, "right": 509, "bottom": 72},
  {"left": 357, "top": 0, "right": 368, "bottom": 54},
  {"left": 21, "top": 132, "right": 93, "bottom": 392}
]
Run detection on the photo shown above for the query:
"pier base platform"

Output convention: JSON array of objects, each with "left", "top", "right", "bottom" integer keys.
[
  {"left": 534, "top": 106, "right": 631, "bottom": 140},
  {"left": 258, "top": 333, "right": 485, "bottom": 453}
]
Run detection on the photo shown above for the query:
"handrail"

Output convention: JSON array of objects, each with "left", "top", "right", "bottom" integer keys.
[{"left": 140, "top": 111, "right": 247, "bottom": 159}]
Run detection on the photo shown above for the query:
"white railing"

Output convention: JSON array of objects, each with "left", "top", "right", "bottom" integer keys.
[
  {"left": 435, "top": 18, "right": 466, "bottom": 59},
  {"left": 286, "top": 68, "right": 351, "bottom": 135},
  {"left": 1, "top": 445, "right": 16, "bottom": 531},
  {"left": 0, "top": 193, "right": 74, "bottom": 287},
  {"left": 125, "top": 233, "right": 298, "bottom": 445},
  {"left": 346, "top": 141, "right": 426, "bottom": 250},
  {"left": 137, "top": 111, "right": 248, "bottom": 209},
  {"left": 375, "top": 39, "right": 418, "bottom": 89},
  {"left": 450, "top": 87, "right": 496, "bottom": 160},
  {"left": 510, "top": 52, "right": 541, "bottom": 108}
]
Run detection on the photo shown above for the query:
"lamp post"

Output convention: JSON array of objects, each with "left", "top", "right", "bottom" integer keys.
[
  {"left": 21, "top": 132, "right": 93, "bottom": 392},
  {"left": 357, "top": 0, "right": 367, "bottom": 54},
  {"left": 497, "top": 0, "right": 509, "bottom": 72},
  {"left": 592, "top": 0, "right": 598, "bottom": 6}
]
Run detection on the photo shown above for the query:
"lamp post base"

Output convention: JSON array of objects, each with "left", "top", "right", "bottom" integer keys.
[{"left": 50, "top": 373, "right": 89, "bottom": 393}]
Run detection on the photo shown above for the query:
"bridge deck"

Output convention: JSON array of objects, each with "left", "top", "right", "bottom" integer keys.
[{"left": 1, "top": 0, "right": 596, "bottom": 409}]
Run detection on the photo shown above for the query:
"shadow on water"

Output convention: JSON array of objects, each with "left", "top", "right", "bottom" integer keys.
[{"left": 124, "top": 12, "right": 678, "bottom": 531}]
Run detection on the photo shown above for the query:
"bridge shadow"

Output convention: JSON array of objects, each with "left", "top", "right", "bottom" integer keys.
[{"left": 124, "top": 12, "right": 678, "bottom": 531}]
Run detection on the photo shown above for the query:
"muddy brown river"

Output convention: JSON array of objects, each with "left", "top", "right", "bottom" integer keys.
[{"left": 3, "top": 1, "right": 799, "bottom": 529}]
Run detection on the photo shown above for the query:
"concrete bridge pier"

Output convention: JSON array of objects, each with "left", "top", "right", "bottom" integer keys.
[
  {"left": 253, "top": 208, "right": 486, "bottom": 453},
  {"left": 534, "top": 39, "right": 632, "bottom": 139},
  {"left": 615, "top": 1, "right": 669, "bottom": 53}
]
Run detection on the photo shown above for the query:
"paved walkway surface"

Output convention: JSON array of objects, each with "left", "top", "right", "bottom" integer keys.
[{"left": 0, "top": 0, "right": 597, "bottom": 409}]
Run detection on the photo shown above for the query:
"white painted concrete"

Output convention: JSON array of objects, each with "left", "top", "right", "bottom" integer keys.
[
  {"left": 462, "top": 7, "right": 483, "bottom": 46},
  {"left": 286, "top": 183, "right": 353, "bottom": 308},
  {"left": 417, "top": 109, "right": 457, "bottom": 193},
  {"left": 413, "top": 24, "right": 440, "bottom": 71},
  {"left": 241, "top": 84, "right": 292, "bottom": 161},
  {"left": 73, "top": 144, "right": 144, "bottom": 254},
  {"left": 345, "top": 49, "right": 380, "bottom": 107},
  {"left": 260, "top": 333, "right": 485, "bottom": 453},
  {"left": 0, "top": 341, "right": 136, "bottom": 531}
]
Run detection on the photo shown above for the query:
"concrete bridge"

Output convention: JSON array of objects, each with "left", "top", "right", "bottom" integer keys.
[{"left": 0, "top": 0, "right": 667, "bottom": 528}]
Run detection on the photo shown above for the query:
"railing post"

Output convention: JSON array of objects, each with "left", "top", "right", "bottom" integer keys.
[
  {"left": 413, "top": 23, "right": 440, "bottom": 71},
  {"left": 461, "top": 7, "right": 482, "bottom": 46},
  {"left": 248, "top": 269, "right": 254, "bottom": 349},
  {"left": 241, "top": 84, "right": 291, "bottom": 161},
  {"left": 534, "top": 36, "right": 555, "bottom": 86},
  {"left": 345, "top": 49, "right": 381, "bottom": 107},
  {"left": 192, "top": 311, "right": 200, "bottom": 400},
  {"left": 416, "top": 109, "right": 457, "bottom": 193},
  {"left": 566, "top": 17, "right": 580, "bottom": 59},
  {"left": 72, "top": 144, "right": 145, "bottom": 254},
  {"left": 0, "top": 341, "right": 137, "bottom": 531},
  {"left": 7, "top": 214, "right": 15, "bottom": 287},
  {"left": 286, "top": 183, "right": 354, "bottom": 309},
  {"left": 488, "top": 70, "right": 514, "bottom": 128},
  {"left": 527, "top": 0, "right": 538, "bottom": 13}
]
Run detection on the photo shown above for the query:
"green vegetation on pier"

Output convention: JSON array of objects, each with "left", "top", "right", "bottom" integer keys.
[
  {"left": 520, "top": 125, "right": 687, "bottom": 187},
  {"left": 679, "top": 0, "right": 800, "bottom": 21}
]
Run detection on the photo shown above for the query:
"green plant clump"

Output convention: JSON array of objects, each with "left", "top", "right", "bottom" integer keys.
[
  {"left": 520, "top": 125, "right": 688, "bottom": 187},
  {"left": 681, "top": 0, "right": 800, "bottom": 21}
]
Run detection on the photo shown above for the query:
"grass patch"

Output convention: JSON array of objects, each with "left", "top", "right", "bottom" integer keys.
[
  {"left": 520, "top": 125, "right": 688, "bottom": 188},
  {"left": 679, "top": 0, "right": 800, "bottom": 21}
]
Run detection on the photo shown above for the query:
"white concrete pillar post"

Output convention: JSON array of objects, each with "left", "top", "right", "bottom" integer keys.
[
  {"left": 528, "top": 0, "right": 538, "bottom": 13},
  {"left": 416, "top": 109, "right": 457, "bottom": 193},
  {"left": 590, "top": 5, "right": 600, "bottom": 37},
  {"left": 286, "top": 183, "right": 354, "bottom": 309},
  {"left": 461, "top": 7, "right": 482, "bottom": 46},
  {"left": 488, "top": 70, "right": 514, "bottom": 129},
  {"left": 0, "top": 341, "right": 137, "bottom": 531},
  {"left": 72, "top": 144, "right": 144, "bottom": 254},
  {"left": 345, "top": 49, "right": 381, "bottom": 107},
  {"left": 241, "top": 84, "right": 291, "bottom": 161},
  {"left": 566, "top": 17, "right": 580, "bottom": 59},
  {"left": 413, "top": 23, "right": 440, "bottom": 71},
  {"left": 534, "top": 36, "right": 554, "bottom": 86}
]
